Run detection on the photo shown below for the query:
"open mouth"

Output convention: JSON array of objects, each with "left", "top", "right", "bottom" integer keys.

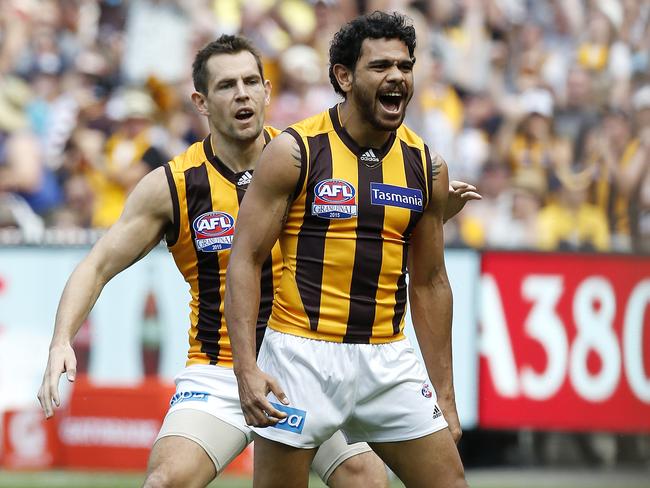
[
  {"left": 378, "top": 91, "right": 403, "bottom": 113},
  {"left": 235, "top": 108, "right": 254, "bottom": 122}
]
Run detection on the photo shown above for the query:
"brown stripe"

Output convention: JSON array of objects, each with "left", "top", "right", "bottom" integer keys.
[
  {"left": 285, "top": 128, "right": 308, "bottom": 201},
  {"left": 256, "top": 254, "right": 275, "bottom": 349},
  {"left": 235, "top": 178, "right": 247, "bottom": 206},
  {"left": 185, "top": 164, "right": 222, "bottom": 364},
  {"left": 163, "top": 163, "right": 180, "bottom": 247},
  {"left": 263, "top": 128, "right": 271, "bottom": 145},
  {"left": 392, "top": 141, "right": 426, "bottom": 334},
  {"left": 295, "top": 133, "right": 332, "bottom": 331},
  {"left": 344, "top": 156, "right": 385, "bottom": 344},
  {"left": 424, "top": 144, "right": 435, "bottom": 207}
]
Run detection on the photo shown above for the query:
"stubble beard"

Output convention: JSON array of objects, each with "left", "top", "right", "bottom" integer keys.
[{"left": 351, "top": 82, "right": 409, "bottom": 132}]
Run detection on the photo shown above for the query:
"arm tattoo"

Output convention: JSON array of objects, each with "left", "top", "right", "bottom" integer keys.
[{"left": 281, "top": 194, "right": 292, "bottom": 225}]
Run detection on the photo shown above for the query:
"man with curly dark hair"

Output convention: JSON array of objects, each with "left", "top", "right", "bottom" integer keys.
[{"left": 227, "top": 11, "right": 468, "bottom": 488}]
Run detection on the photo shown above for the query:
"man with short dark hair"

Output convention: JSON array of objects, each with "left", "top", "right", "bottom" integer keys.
[{"left": 227, "top": 12, "right": 469, "bottom": 488}]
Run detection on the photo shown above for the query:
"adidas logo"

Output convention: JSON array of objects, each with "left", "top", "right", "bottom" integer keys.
[
  {"left": 359, "top": 149, "right": 380, "bottom": 163},
  {"left": 432, "top": 405, "right": 443, "bottom": 419},
  {"left": 237, "top": 171, "right": 252, "bottom": 187}
]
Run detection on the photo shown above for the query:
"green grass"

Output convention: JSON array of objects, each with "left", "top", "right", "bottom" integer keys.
[
  {"left": 0, "top": 472, "right": 331, "bottom": 488},
  {"left": 1, "top": 470, "right": 649, "bottom": 488}
]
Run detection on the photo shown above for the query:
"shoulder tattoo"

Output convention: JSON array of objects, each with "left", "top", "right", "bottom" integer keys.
[{"left": 290, "top": 140, "right": 302, "bottom": 169}]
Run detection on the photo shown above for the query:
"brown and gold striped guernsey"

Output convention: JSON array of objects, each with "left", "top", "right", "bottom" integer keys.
[
  {"left": 268, "top": 106, "right": 435, "bottom": 344},
  {"left": 164, "top": 127, "right": 283, "bottom": 367}
]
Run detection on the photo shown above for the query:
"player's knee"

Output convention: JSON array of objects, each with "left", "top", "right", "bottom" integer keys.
[
  {"left": 328, "top": 453, "right": 388, "bottom": 488},
  {"left": 142, "top": 465, "right": 186, "bottom": 488}
]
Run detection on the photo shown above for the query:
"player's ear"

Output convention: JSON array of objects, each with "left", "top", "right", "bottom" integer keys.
[
  {"left": 191, "top": 91, "right": 209, "bottom": 116},
  {"left": 264, "top": 79, "right": 272, "bottom": 106},
  {"left": 333, "top": 64, "right": 353, "bottom": 95}
]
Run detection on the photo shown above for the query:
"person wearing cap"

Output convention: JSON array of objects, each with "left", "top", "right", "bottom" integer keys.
[{"left": 84, "top": 88, "right": 169, "bottom": 228}]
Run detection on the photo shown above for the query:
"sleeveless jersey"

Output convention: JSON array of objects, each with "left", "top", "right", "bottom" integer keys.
[
  {"left": 268, "top": 106, "right": 436, "bottom": 344},
  {"left": 164, "top": 127, "right": 283, "bottom": 367}
]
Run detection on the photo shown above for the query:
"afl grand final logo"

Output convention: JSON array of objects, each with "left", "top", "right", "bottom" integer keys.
[
  {"left": 192, "top": 211, "right": 235, "bottom": 252},
  {"left": 311, "top": 179, "right": 358, "bottom": 219}
]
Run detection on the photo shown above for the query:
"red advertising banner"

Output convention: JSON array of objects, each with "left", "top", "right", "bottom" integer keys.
[
  {"left": 2, "top": 410, "right": 61, "bottom": 469},
  {"left": 479, "top": 252, "right": 650, "bottom": 432},
  {"left": 60, "top": 376, "right": 175, "bottom": 470}
]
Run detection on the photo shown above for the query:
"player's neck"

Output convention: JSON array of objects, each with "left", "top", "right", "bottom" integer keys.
[
  {"left": 338, "top": 100, "right": 392, "bottom": 149},
  {"left": 210, "top": 131, "right": 265, "bottom": 173}
]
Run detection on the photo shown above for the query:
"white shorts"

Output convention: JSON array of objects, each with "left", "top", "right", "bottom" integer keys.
[
  {"left": 155, "top": 364, "right": 371, "bottom": 480},
  {"left": 254, "top": 329, "right": 448, "bottom": 448}
]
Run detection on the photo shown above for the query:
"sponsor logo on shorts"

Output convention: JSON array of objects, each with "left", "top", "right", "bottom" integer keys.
[
  {"left": 421, "top": 382, "right": 433, "bottom": 399},
  {"left": 432, "top": 405, "right": 443, "bottom": 420},
  {"left": 312, "top": 179, "right": 357, "bottom": 219},
  {"left": 269, "top": 402, "right": 306, "bottom": 434},
  {"left": 192, "top": 211, "right": 235, "bottom": 252},
  {"left": 170, "top": 391, "right": 211, "bottom": 407},
  {"left": 370, "top": 183, "right": 423, "bottom": 212}
]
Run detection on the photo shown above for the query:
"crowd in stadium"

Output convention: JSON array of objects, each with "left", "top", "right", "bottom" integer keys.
[{"left": 0, "top": 0, "right": 648, "bottom": 253}]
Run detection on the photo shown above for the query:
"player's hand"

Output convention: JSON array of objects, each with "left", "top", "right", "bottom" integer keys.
[
  {"left": 444, "top": 181, "right": 481, "bottom": 222},
  {"left": 37, "top": 343, "right": 77, "bottom": 419},
  {"left": 439, "top": 397, "right": 463, "bottom": 444},
  {"left": 235, "top": 366, "right": 289, "bottom": 428}
]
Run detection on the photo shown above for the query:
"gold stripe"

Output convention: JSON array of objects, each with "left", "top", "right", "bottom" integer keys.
[
  {"left": 316, "top": 133, "right": 358, "bottom": 337},
  {"left": 372, "top": 145, "right": 408, "bottom": 337}
]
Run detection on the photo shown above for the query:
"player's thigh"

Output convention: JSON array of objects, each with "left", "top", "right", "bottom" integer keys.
[
  {"left": 253, "top": 434, "right": 317, "bottom": 488},
  {"left": 370, "top": 429, "right": 467, "bottom": 488},
  {"left": 312, "top": 430, "right": 387, "bottom": 488},
  {"left": 145, "top": 409, "right": 249, "bottom": 487}
]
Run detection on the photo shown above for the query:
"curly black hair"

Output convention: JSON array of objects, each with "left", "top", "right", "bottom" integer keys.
[
  {"left": 192, "top": 35, "right": 264, "bottom": 95},
  {"left": 328, "top": 11, "right": 416, "bottom": 98}
]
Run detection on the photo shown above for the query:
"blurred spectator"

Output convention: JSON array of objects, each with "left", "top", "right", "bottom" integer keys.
[
  {"left": 0, "top": 0, "right": 646, "bottom": 252},
  {"left": 576, "top": 0, "right": 632, "bottom": 107},
  {"left": 537, "top": 182, "right": 611, "bottom": 252},
  {"left": 495, "top": 87, "right": 571, "bottom": 196},
  {"left": 121, "top": 0, "right": 193, "bottom": 84},
  {"left": 0, "top": 76, "right": 62, "bottom": 225},
  {"left": 83, "top": 88, "right": 169, "bottom": 228},
  {"left": 411, "top": 48, "right": 464, "bottom": 173},
  {"left": 554, "top": 66, "right": 600, "bottom": 163},
  {"left": 268, "top": 44, "right": 336, "bottom": 129},
  {"left": 457, "top": 161, "right": 511, "bottom": 248},
  {"left": 485, "top": 169, "right": 546, "bottom": 249}
]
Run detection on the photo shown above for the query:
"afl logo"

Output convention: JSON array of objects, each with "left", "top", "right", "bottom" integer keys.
[
  {"left": 312, "top": 179, "right": 358, "bottom": 219},
  {"left": 193, "top": 211, "right": 235, "bottom": 252}
]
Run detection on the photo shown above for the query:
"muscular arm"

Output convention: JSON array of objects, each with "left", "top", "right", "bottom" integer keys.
[
  {"left": 225, "top": 132, "right": 301, "bottom": 426},
  {"left": 37, "top": 167, "right": 173, "bottom": 417},
  {"left": 407, "top": 155, "right": 462, "bottom": 442}
]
